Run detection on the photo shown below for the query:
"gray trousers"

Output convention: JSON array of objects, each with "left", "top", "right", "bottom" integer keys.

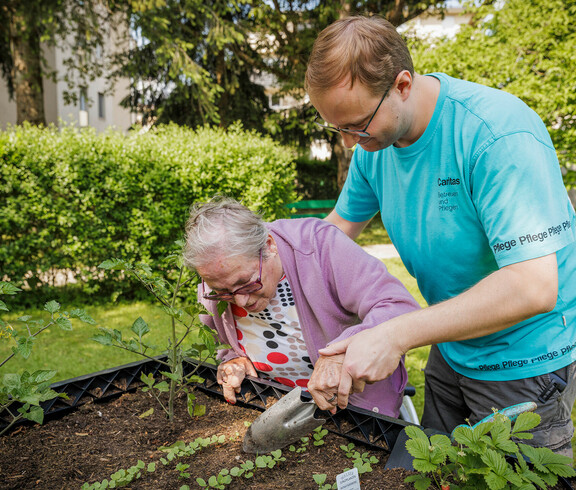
[{"left": 422, "top": 345, "right": 576, "bottom": 457}]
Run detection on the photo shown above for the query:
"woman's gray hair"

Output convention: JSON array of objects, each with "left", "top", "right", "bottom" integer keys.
[{"left": 183, "top": 196, "right": 269, "bottom": 270}]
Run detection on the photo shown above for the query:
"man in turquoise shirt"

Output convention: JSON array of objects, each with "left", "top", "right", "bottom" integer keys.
[{"left": 306, "top": 15, "right": 576, "bottom": 456}]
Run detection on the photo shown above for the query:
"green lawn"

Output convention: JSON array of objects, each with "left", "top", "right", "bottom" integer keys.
[{"left": 0, "top": 301, "right": 192, "bottom": 382}]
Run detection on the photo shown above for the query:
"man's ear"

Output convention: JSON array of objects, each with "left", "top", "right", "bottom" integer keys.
[{"left": 395, "top": 70, "right": 413, "bottom": 100}]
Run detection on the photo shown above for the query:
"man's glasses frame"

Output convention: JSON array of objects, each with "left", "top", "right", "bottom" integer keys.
[
  {"left": 314, "top": 85, "right": 391, "bottom": 138},
  {"left": 202, "top": 249, "right": 263, "bottom": 301}
]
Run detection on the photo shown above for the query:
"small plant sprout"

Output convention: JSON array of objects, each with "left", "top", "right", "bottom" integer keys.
[
  {"left": 404, "top": 408, "right": 576, "bottom": 490},
  {"left": 313, "top": 473, "right": 337, "bottom": 489},
  {"left": 313, "top": 426, "right": 328, "bottom": 446},
  {"left": 339, "top": 442, "right": 379, "bottom": 475}
]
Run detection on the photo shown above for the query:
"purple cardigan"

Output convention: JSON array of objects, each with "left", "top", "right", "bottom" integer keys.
[{"left": 199, "top": 218, "right": 420, "bottom": 416}]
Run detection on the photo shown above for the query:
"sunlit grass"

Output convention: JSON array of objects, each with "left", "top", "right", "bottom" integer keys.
[{"left": 0, "top": 301, "right": 201, "bottom": 382}]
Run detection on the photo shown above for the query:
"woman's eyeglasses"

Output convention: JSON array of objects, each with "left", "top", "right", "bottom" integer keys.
[{"left": 202, "top": 250, "right": 263, "bottom": 301}]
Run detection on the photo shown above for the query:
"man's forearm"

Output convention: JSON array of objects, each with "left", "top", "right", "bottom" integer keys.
[{"left": 390, "top": 253, "right": 559, "bottom": 354}]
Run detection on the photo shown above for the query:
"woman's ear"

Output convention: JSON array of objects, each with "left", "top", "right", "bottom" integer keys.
[{"left": 266, "top": 234, "right": 278, "bottom": 256}]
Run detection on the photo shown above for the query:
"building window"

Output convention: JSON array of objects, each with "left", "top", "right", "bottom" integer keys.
[
  {"left": 98, "top": 93, "right": 105, "bottom": 119},
  {"left": 79, "top": 89, "right": 88, "bottom": 127}
]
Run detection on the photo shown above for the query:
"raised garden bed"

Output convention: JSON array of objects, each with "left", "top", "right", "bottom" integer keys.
[{"left": 1, "top": 357, "right": 574, "bottom": 489}]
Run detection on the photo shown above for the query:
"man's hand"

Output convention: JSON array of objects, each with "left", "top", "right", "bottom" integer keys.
[
  {"left": 308, "top": 354, "right": 365, "bottom": 414},
  {"left": 319, "top": 329, "right": 403, "bottom": 410},
  {"left": 217, "top": 357, "right": 257, "bottom": 404}
]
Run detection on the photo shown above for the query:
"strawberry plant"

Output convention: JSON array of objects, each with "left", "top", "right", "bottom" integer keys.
[{"left": 404, "top": 409, "right": 575, "bottom": 489}]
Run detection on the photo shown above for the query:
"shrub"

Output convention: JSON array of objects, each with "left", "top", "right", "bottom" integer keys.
[{"left": 0, "top": 122, "right": 297, "bottom": 298}]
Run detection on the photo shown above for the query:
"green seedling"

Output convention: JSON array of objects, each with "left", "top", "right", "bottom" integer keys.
[
  {"left": 339, "top": 442, "right": 379, "bottom": 475},
  {"left": 313, "top": 473, "right": 337, "bottom": 489},
  {"left": 313, "top": 426, "right": 329, "bottom": 446}
]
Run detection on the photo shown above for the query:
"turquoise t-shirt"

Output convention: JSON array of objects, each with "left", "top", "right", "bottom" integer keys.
[{"left": 336, "top": 73, "right": 576, "bottom": 381}]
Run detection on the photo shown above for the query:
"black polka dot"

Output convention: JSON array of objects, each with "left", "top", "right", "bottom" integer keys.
[
  {"left": 266, "top": 341, "right": 278, "bottom": 349},
  {"left": 307, "top": 364, "right": 314, "bottom": 370},
  {"left": 277, "top": 330, "right": 288, "bottom": 337},
  {"left": 263, "top": 330, "right": 275, "bottom": 339},
  {"left": 303, "top": 357, "right": 311, "bottom": 363},
  {"left": 270, "top": 322, "right": 283, "bottom": 330}
]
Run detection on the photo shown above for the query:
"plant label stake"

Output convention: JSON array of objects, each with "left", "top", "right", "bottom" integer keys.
[{"left": 243, "top": 387, "right": 327, "bottom": 453}]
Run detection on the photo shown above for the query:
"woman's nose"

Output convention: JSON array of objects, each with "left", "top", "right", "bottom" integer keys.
[{"left": 233, "top": 293, "right": 250, "bottom": 307}]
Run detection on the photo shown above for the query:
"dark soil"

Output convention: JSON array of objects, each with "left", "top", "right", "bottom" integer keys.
[{"left": 0, "top": 388, "right": 415, "bottom": 489}]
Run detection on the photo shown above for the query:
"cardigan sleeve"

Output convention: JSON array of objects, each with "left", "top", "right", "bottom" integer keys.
[{"left": 312, "top": 222, "right": 420, "bottom": 345}]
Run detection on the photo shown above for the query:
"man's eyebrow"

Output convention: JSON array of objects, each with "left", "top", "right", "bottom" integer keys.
[{"left": 341, "top": 113, "right": 370, "bottom": 129}]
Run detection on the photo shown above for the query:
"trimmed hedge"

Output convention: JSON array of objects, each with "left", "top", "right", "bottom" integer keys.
[{"left": 0, "top": 123, "right": 297, "bottom": 292}]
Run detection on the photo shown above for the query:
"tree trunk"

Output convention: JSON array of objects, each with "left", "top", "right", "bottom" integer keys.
[
  {"left": 332, "top": 138, "right": 353, "bottom": 191},
  {"left": 9, "top": 11, "right": 46, "bottom": 125}
]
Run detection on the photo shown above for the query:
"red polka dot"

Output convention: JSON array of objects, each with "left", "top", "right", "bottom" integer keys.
[
  {"left": 231, "top": 304, "right": 247, "bottom": 317},
  {"left": 253, "top": 362, "right": 273, "bottom": 372},
  {"left": 274, "top": 377, "right": 296, "bottom": 387},
  {"left": 295, "top": 379, "right": 309, "bottom": 388},
  {"left": 239, "top": 344, "right": 246, "bottom": 353},
  {"left": 235, "top": 328, "right": 243, "bottom": 341},
  {"left": 267, "top": 352, "right": 289, "bottom": 364}
]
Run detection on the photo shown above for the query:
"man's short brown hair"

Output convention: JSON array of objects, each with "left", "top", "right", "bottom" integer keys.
[{"left": 305, "top": 16, "right": 414, "bottom": 97}]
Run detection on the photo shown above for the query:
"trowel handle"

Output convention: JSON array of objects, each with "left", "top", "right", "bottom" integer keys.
[{"left": 450, "top": 401, "right": 537, "bottom": 438}]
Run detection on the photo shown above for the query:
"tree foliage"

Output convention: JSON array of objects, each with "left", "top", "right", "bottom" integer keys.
[
  {"left": 0, "top": 0, "right": 122, "bottom": 124},
  {"left": 408, "top": 0, "right": 576, "bottom": 187}
]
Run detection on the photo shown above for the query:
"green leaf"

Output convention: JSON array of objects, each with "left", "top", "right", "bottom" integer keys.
[
  {"left": 154, "top": 381, "right": 170, "bottom": 392},
  {"left": 161, "top": 370, "right": 181, "bottom": 382},
  {"left": 21, "top": 405, "right": 44, "bottom": 424},
  {"left": 131, "top": 317, "right": 150, "bottom": 337},
  {"left": 44, "top": 300, "right": 60, "bottom": 313},
  {"left": 313, "top": 474, "right": 327, "bottom": 485},
  {"left": 139, "top": 408, "right": 154, "bottom": 419},
  {"left": 55, "top": 316, "right": 73, "bottom": 331},
  {"left": 0, "top": 300, "right": 8, "bottom": 311},
  {"left": 512, "top": 412, "right": 541, "bottom": 434},
  {"left": 217, "top": 301, "right": 228, "bottom": 316},
  {"left": 31, "top": 370, "right": 58, "bottom": 383},
  {"left": 404, "top": 474, "right": 432, "bottom": 490},
  {"left": 99, "top": 259, "right": 129, "bottom": 270},
  {"left": 0, "top": 282, "right": 21, "bottom": 295},
  {"left": 483, "top": 471, "right": 508, "bottom": 490},
  {"left": 69, "top": 309, "right": 96, "bottom": 325},
  {"left": 15, "top": 336, "right": 34, "bottom": 359}
]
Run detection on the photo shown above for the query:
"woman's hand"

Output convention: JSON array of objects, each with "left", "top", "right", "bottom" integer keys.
[
  {"left": 217, "top": 357, "right": 257, "bottom": 404},
  {"left": 308, "top": 354, "right": 365, "bottom": 414}
]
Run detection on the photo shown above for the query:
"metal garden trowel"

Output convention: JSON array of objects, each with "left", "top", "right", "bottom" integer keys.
[{"left": 243, "top": 386, "right": 327, "bottom": 453}]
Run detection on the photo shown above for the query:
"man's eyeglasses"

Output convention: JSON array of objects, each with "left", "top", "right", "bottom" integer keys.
[
  {"left": 202, "top": 249, "right": 263, "bottom": 301},
  {"left": 314, "top": 85, "right": 391, "bottom": 138}
]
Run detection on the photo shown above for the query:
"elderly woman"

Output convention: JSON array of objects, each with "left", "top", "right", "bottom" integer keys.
[{"left": 183, "top": 197, "right": 420, "bottom": 416}]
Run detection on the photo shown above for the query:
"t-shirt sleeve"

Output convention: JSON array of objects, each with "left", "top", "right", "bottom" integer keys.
[
  {"left": 334, "top": 149, "right": 381, "bottom": 222},
  {"left": 472, "top": 132, "right": 576, "bottom": 267}
]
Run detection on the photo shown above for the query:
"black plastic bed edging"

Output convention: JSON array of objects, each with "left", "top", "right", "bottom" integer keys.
[{"left": 0, "top": 355, "right": 412, "bottom": 454}]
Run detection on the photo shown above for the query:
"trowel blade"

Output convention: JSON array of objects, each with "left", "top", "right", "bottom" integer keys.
[{"left": 243, "top": 386, "right": 327, "bottom": 453}]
